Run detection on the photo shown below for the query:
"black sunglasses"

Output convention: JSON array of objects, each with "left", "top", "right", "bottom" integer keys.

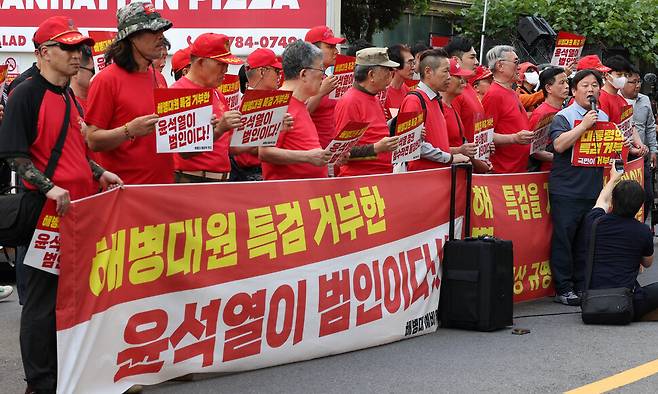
[{"left": 42, "top": 42, "right": 84, "bottom": 52}]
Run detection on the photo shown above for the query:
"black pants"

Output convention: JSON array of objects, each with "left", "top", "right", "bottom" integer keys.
[
  {"left": 634, "top": 282, "right": 658, "bottom": 321},
  {"left": 20, "top": 265, "right": 58, "bottom": 393},
  {"left": 549, "top": 194, "right": 596, "bottom": 294}
]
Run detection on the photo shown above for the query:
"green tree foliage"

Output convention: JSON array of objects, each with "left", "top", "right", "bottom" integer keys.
[
  {"left": 341, "top": 0, "right": 429, "bottom": 43},
  {"left": 458, "top": 0, "right": 658, "bottom": 64}
]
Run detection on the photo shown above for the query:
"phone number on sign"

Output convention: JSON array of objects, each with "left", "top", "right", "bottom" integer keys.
[{"left": 228, "top": 35, "right": 298, "bottom": 49}]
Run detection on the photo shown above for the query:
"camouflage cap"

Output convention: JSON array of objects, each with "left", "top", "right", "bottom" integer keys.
[{"left": 116, "top": 2, "right": 172, "bottom": 41}]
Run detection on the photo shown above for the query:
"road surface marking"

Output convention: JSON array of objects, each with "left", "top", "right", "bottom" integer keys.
[{"left": 565, "top": 358, "right": 658, "bottom": 393}]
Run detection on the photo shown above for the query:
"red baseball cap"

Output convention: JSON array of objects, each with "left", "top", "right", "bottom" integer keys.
[
  {"left": 33, "top": 16, "right": 94, "bottom": 47},
  {"left": 576, "top": 55, "right": 611, "bottom": 73},
  {"left": 246, "top": 48, "right": 282, "bottom": 69},
  {"left": 468, "top": 65, "right": 493, "bottom": 85},
  {"left": 171, "top": 47, "right": 191, "bottom": 73},
  {"left": 304, "top": 26, "right": 346, "bottom": 45},
  {"left": 449, "top": 58, "right": 473, "bottom": 77},
  {"left": 190, "top": 33, "right": 243, "bottom": 65}
]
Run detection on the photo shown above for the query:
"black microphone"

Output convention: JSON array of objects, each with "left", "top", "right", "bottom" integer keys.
[{"left": 589, "top": 96, "right": 597, "bottom": 113}]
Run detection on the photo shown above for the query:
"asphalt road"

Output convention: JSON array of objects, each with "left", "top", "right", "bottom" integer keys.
[{"left": 2, "top": 247, "right": 658, "bottom": 393}]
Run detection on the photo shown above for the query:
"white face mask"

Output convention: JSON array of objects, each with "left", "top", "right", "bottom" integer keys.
[
  {"left": 609, "top": 75, "right": 627, "bottom": 89},
  {"left": 524, "top": 71, "right": 539, "bottom": 86}
]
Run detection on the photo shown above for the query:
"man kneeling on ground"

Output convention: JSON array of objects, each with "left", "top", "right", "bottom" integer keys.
[{"left": 582, "top": 166, "right": 658, "bottom": 321}]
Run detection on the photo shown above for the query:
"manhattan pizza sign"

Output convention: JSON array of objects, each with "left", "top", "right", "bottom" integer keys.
[{"left": 0, "top": 0, "right": 331, "bottom": 55}]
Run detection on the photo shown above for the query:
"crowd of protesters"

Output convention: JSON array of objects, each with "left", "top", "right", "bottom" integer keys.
[{"left": 0, "top": 2, "right": 657, "bottom": 392}]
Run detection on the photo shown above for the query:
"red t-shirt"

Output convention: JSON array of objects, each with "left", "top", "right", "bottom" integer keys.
[
  {"left": 261, "top": 96, "right": 328, "bottom": 180},
  {"left": 85, "top": 63, "right": 174, "bottom": 184},
  {"left": 385, "top": 83, "right": 410, "bottom": 111},
  {"left": 482, "top": 82, "right": 530, "bottom": 174},
  {"left": 443, "top": 102, "right": 465, "bottom": 147},
  {"left": 233, "top": 151, "right": 260, "bottom": 168},
  {"left": 335, "top": 87, "right": 392, "bottom": 176},
  {"left": 399, "top": 87, "right": 450, "bottom": 171},
  {"left": 452, "top": 83, "right": 484, "bottom": 142},
  {"left": 170, "top": 77, "right": 231, "bottom": 172},
  {"left": 598, "top": 89, "right": 627, "bottom": 124},
  {"left": 310, "top": 94, "right": 337, "bottom": 149},
  {"left": 528, "top": 101, "right": 561, "bottom": 172}
]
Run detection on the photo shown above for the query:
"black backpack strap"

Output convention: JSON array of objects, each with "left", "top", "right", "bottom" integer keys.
[
  {"left": 43, "top": 91, "right": 72, "bottom": 179},
  {"left": 70, "top": 88, "right": 84, "bottom": 118},
  {"left": 407, "top": 91, "right": 427, "bottom": 119},
  {"left": 585, "top": 216, "right": 604, "bottom": 291}
]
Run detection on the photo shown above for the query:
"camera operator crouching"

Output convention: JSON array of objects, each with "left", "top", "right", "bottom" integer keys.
[{"left": 582, "top": 166, "right": 658, "bottom": 321}]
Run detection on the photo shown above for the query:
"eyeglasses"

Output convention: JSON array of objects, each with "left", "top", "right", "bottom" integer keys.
[
  {"left": 79, "top": 65, "right": 95, "bottom": 75},
  {"left": 42, "top": 42, "right": 84, "bottom": 52},
  {"left": 405, "top": 59, "right": 416, "bottom": 66},
  {"left": 264, "top": 67, "right": 281, "bottom": 75},
  {"left": 627, "top": 80, "right": 642, "bottom": 85},
  {"left": 500, "top": 59, "right": 520, "bottom": 66},
  {"left": 304, "top": 67, "right": 325, "bottom": 73}
]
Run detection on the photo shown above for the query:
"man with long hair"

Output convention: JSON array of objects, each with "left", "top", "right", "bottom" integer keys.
[{"left": 85, "top": 2, "right": 175, "bottom": 184}]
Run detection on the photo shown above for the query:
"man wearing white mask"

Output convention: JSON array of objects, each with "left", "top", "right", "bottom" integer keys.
[
  {"left": 516, "top": 62, "right": 544, "bottom": 112},
  {"left": 597, "top": 55, "right": 648, "bottom": 158}
]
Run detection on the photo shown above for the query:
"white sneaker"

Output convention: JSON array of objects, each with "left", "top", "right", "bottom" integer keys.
[{"left": 0, "top": 285, "right": 13, "bottom": 301}]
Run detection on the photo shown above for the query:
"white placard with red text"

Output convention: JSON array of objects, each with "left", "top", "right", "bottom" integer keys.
[
  {"left": 219, "top": 74, "right": 241, "bottom": 112},
  {"left": 329, "top": 55, "right": 356, "bottom": 100},
  {"left": 550, "top": 31, "right": 586, "bottom": 67},
  {"left": 88, "top": 30, "right": 116, "bottom": 74},
  {"left": 530, "top": 113, "right": 555, "bottom": 154},
  {"left": 392, "top": 112, "right": 423, "bottom": 164},
  {"left": 474, "top": 117, "right": 494, "bottom": 160},
  {"left": 326, "top": 121, "right": 369, "bottom": 164},
  {"left": 154, "top": 88, "right": 214, "bottom": 153},
  {"left": 618, "top": 105, "right": 634, "bottom": 140},
  {"left": 230, "top": 89, "right": 291, "bottom": 147},
  {"left": 23, "top": 200, "right": 61, "bottom": 275}
]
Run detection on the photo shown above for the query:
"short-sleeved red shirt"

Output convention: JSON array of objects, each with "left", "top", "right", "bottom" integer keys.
[
  {"left": 261, "top": 96, "right": 328, "bottom": 180},
  {"left": 598, "top": 89, "right": 627, "bottom": 124},
  {"left": 85, "top": 63, "right": 174, "bottom": 184},
  {"left": 385, "top": 83, "right": 410, "bottom": 111},
  {"left": 170, "top": 77, "right": 231, "bottom": 172},
  {"left": 399, "top": 85, "right": 450, "bottom": 171},
  {"left": 482, "top": 82, "right": 530, "bottom": 174},
  {"left": 528, "top": 101, "right": 561, "bottom": 172},
  {"left": 335, "top": 87, "right": 393, "bottom": 176},
  {"left": 310, "top": 94, "right": 337, "bottom": 149},
  {"left": 452, "top": 83, "right": 484, "bottom": 142},
  {"left": 443, "top": 102, "right": 465, "bottom": 147}
]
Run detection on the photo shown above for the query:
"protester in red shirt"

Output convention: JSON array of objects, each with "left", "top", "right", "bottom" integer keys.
[
  {"left": 595, "top": 55, "right": 647, "bottom": 157},
  {"left": 0, "top": 17, "right": 122, "bottom": 393},
  {"left": 260, "top": 40, "right": 332, "bottom": 180},
  {"left": 335, "top": 47, "right": 400, "bottom": 176},
  {"left": 385, "top": 44, "right": 414, "bottom": 112},
  {"left": 482, "top": 45, "right": 534, "bottom": 173},
  {"left": 69, "top": 45, "right": 94, "bottom": 111},
  {"left": 171, "top": 33, "right": 244, "bottom": 183},
  {"left": 442, "top": 58, "right": 491, "bottom": 172},
  {"left": 528, "top": 67, "right": 569, "bottom": 171},
  {"left": 232, "top": 48, "right": 285, "bottom": 181},
  {"left": 446, "top": 36, "right": 484, "bottom": 142},
  {"left": 399, "top": 49, "right": 470, "bottom": 171},
  {"left": 171, "top": 46, "right": 191, "bottom": 81},
  {"left": 469, "top": 65, "right": 492, "bottom": 102},
  {"left": 85, "top": 2, "right": 174, "bottom": 184},
  {"left": 305, "top": 26, "right": 345, "bottom": 148}
]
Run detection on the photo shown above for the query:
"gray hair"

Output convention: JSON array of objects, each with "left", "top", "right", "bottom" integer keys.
[
  {"left": 486, "top": 45, "right": 516, "bottom": 72},
  {"left": 354, "top": 65, "right": 377, "bottom": 83},
  {"left": 282, "top": 40, "right": 322, "bottom": 81}
]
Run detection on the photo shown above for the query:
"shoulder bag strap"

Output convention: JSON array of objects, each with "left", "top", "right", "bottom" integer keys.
[
  {"left": 43, "top": 90, "right": 72, "bottom": 179},
  {"left": 407, "top": 91, "right": 427, "bottom": 120},
  {"left": 585, "top": 216, "right": 604, "bottom": 291}
]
